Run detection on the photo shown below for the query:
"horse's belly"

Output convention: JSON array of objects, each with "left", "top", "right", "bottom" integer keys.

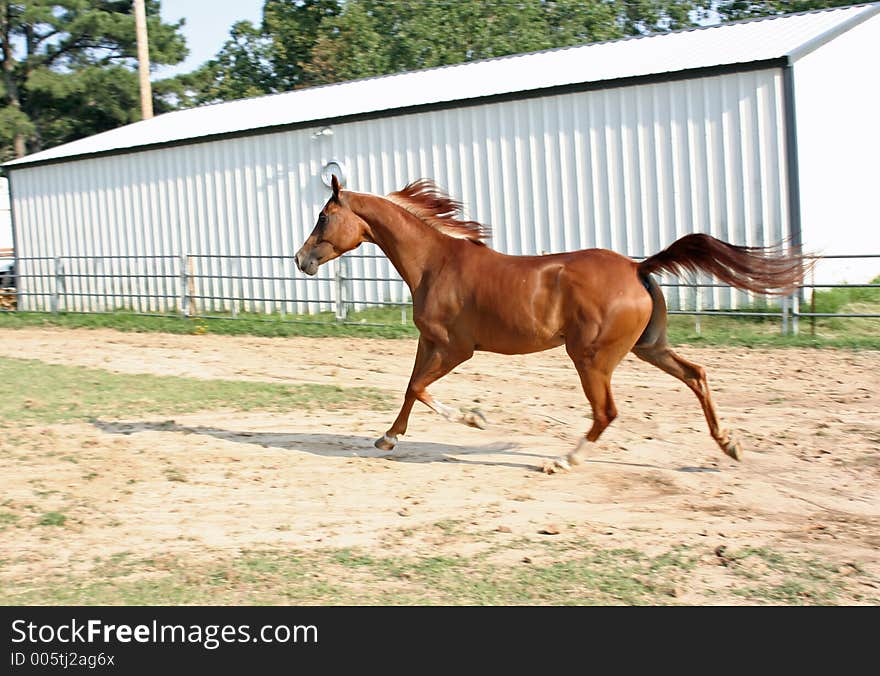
[
  {"left": 476, "top": 335, "right": 566, "bottom": 355},
  {"left": 470, "top": 314, "right": 566, "bottom": 355}
]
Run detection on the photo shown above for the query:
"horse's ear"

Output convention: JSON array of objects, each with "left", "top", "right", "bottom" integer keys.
[{"left": 331, "top": 174, "right": 341, "bottom": 202}]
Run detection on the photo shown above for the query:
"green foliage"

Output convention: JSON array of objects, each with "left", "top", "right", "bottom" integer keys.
[
  {"left": 172, "top": 20, "right": 275, "bottom": 107},
  {"left": 809, "top": 274, "right": 880, "bottom": 314},
  {"left": 711, "top": 0, "right": 862, "bottom": 21},
  {"left": 25, "top": 64, "right": 141, "bottom": 149},
  {"left": 38, "top": 511, "right": 67, "bottom": 526},
  {"left": 263, "top": 0, "right": 341, "bottom": 89},
  {"left": 301, "top": 0, "right": 392, "bottom": 85},
  {"left": 0, "top": 105, "right": 34, "bottom": 160},
  {"left": 0, "top": 0, "right": 187, "bottom": 159}
]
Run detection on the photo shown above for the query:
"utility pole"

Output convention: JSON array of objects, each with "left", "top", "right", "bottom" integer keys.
[
  {"left": 1, "top": 0, "right": 27, "bottom": 156},
  {"left": 133, "top": 0, "right": 153, "bottom": 120}
]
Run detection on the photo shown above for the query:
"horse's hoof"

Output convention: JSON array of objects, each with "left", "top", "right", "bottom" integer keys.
[
  {"left": 566, "top": 452, "right": 583, "bottom": 466},
  {"left": 542, "top": 457, "right": 570, "bottom": 474},
  {"left": 463, "top": 409, "right": 487, "bottom": 430},
  {"left": 723, "top": 438, "right": 743, "bottom": 461},
  {"left": 374, "top": 434, "right": 398, "bottom": 451}
]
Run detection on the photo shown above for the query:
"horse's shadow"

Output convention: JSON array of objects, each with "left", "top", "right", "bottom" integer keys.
[
  {"left": 90, "top": 419, "right": 541, "bottom": 469},
  {"left": 89, "top": 419, "right": 720, "bottom": 473}
]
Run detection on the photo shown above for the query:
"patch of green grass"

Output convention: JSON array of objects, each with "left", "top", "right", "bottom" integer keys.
[
  {"left": 332, "top": 549, "right": 378, "bottom": 568},
  {"left": 38, "top": 511, "right": 67, "bottom": 527},
  {"left": 0, "top": 542, "right": 697, "bottom": 606},
  {"left": 0, "top": 510, "right": 20, "bottom": 529},
  {"left": 2, "top": 540, "right": 870, "bottom": 606},
  {"left": 0, "top": 309, "right": 417, "bottom": 339},
  {"left": 666, "top": 276, "right": 880, "bottom": 348},
  {"left": 163, "top": 468, "right": 187, "bottom": 483},
  {"left": 0, "top": 356, "right": 390, "bottom": 424},
  {"left": 433, "top": 519, "right": 466, "bottom": 536},
  {"left": 665, "top": 314, "right": 880, "bottom": 349},
  {"left": 724, "top": 546, "right": 845, "bottom": 605}
]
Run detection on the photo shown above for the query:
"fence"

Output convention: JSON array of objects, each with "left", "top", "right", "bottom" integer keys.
[{"left": 2, "top": 251, "right": 878, "bottom": 335}]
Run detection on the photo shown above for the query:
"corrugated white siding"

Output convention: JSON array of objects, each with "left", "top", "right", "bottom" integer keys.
[
  {"left": 11, "top": 67, "right": 789, "bottom": 314},
  {"left": 12, "top": 130, "right": 334, "bottom": 314},
  {"left": 794, "top": 12, "right": 880, "bottom": 286}
]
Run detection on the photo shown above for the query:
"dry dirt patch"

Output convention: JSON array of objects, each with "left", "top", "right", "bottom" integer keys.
[{"left": 1, "top": 328, "right": 878, "bottom": 604}]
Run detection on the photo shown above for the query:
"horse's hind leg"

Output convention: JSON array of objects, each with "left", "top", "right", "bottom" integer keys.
[
  {"left": 632, "top": 342, "right": 742, "bottom": 460},
  {"left": 375, "top": 337, "right": 478, "bottom": 452},
  {"left": 633, "top": 274, "right": 740, "bottom": 460}
]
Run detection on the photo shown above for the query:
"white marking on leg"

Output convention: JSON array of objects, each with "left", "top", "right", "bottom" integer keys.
[
  {"left": 567, "top": 437, "right": 590, "bottom": 466},
  {"left": 427, "top": 399, "right": 487, "bottom": 429},
  {"left": 553, "top": 457, "right": 571, "bottom": 472},
  {"left": 427, "top": 399, "right": 460, "bottom": 421}
]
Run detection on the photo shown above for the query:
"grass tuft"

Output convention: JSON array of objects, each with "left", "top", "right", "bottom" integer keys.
[{"left": 0, "top": 356, "right": 390, "bottom": 425}]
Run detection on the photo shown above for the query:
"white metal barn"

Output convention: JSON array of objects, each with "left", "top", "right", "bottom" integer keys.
[
  {"left": 0, "top": 178, "right": 11, "bottom": 250},
  {"left": 3, "top": 4, "right": 879, "bottom": 315}
]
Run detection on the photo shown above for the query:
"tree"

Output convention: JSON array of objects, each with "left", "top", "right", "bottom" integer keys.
[
  {"left": 167, "top": 1, "right": 341, "bottom": 107},
  {"left": 711, "top": 1, "right": 862, "bottom": 22},
  {"left": 288, "top": 0, "right": 716, "bottom": 88},
  {"left": 173, "top": 20, "right": 274, "bottom": 107},
  {"left": 0, "top": 0, "right": 186, "bottom": 161},
  {"left": 263, "top": 0, "right": 341, "bottom": 89},
  {"left": 301, "top": 0, "right": 391, "bottom": 85}
]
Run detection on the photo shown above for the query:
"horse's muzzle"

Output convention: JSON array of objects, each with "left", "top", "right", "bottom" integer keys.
[{"left": 295, "top": 250, "right": 319, "bottom": 276}]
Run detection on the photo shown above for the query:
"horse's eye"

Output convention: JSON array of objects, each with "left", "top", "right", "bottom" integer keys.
[{"left": 318, "top": 213, "right": 327, "bottom": 226}]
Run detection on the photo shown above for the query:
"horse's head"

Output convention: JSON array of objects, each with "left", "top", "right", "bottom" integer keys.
[{"left": 295, "top": 175, "right": 369, "bottom": 276}]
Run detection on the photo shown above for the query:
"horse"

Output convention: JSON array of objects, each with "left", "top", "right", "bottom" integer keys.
[{"left": 295, "top": 175, "right": 807, "bottom": 471}]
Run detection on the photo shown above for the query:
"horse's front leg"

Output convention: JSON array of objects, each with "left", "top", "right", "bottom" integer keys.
[{"left": 375, "top": 336, "right": 479, "bottom": 451}]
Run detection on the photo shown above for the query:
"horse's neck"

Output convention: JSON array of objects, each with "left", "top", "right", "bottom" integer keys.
[{"left": 349, "top": 192, "right": 444, "bottom": 290}]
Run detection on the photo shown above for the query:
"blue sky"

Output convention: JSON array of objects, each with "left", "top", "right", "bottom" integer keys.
[{"left": 156, "top": 0, "right": 265, "bottom": 78}]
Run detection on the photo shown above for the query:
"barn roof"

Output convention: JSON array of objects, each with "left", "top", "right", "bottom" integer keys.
[{"left": 5, "top": 2, "right": 880, "bottom": 169}]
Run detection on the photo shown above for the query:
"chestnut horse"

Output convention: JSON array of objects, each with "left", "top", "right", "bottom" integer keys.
[{"left": 296, "top": 176, "right": 805, "bottom": 470}]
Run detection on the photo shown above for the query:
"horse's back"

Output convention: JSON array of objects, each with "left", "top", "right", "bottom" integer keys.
[
  {"left": 476, "top": 246, "right": 646, "bottom": 302},
  {"left": 448, "top": 244, "right": 653, "bottom": 354}
]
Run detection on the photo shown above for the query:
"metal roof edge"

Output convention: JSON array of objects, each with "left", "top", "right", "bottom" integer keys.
[
  {"left": 2, "top": 59, "right": 788, "bottom": 172},
  {"left": 785, "top": 2, "right": 880, "bottom": 63}
]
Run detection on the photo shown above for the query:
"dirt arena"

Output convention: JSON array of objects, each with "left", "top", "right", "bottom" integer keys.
[{"left": 1, "top": 328, "right": 878, "bottom": 604}]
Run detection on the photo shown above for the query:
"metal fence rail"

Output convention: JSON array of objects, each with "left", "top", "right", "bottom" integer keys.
[{"left": 2, "top": 251, "right": 877, "bottom": 335}]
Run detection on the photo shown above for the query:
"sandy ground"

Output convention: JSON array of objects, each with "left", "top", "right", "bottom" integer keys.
[{"left": 1, "top": 327, "right": 879, "bottom": 603}]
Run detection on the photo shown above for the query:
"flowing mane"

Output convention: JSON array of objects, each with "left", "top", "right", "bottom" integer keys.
[{"left": 386, "top": 179, "right": 491, "bottom": 244}]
